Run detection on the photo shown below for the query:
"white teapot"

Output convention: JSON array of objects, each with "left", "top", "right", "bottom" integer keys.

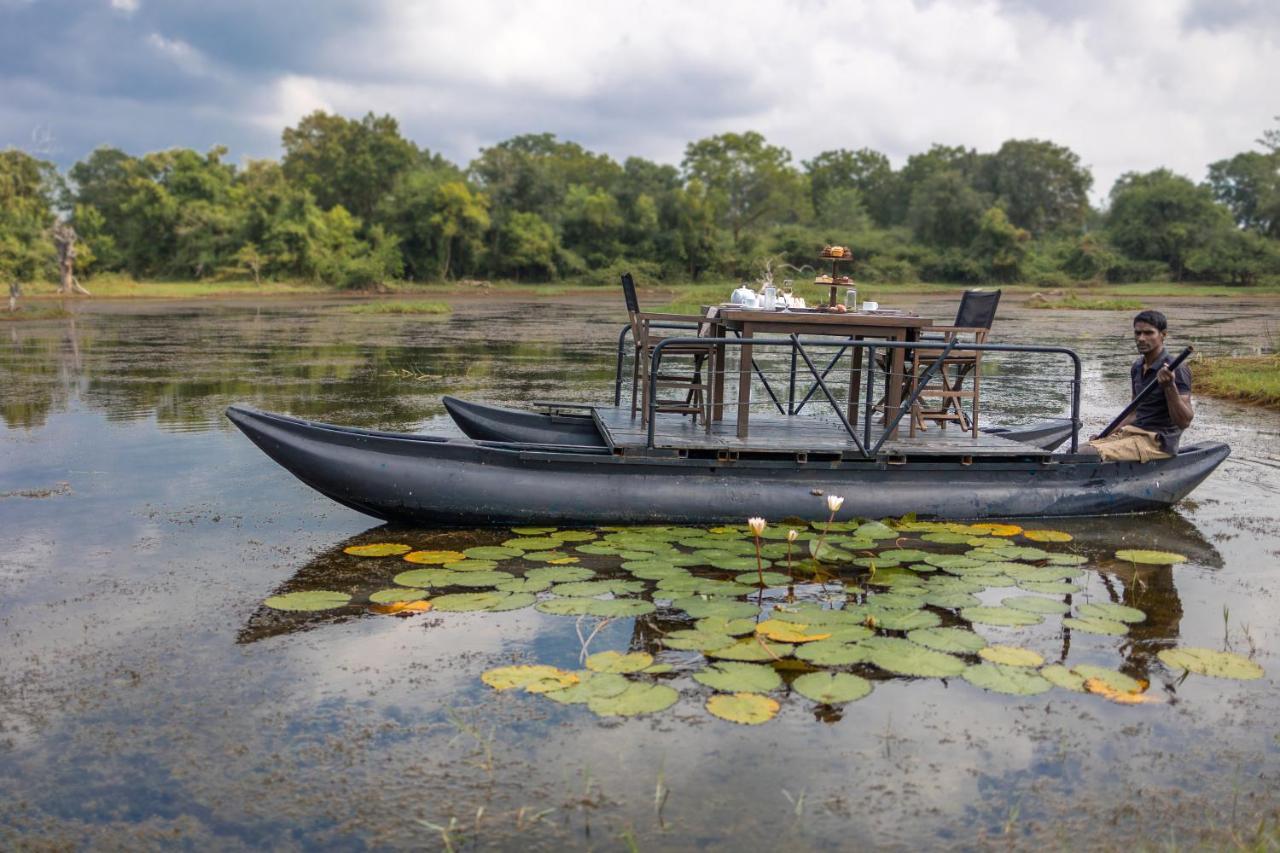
[{"left": 730, "top": 285, "right": 759, "bottom": 308}]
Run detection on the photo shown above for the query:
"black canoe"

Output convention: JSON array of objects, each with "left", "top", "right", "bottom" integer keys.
[
  {"left": 225, "top": 405, "right": 1229, "bottom": 525},
  {"left": 442, "top": 395, "right": 1080, "bottom": 451}
]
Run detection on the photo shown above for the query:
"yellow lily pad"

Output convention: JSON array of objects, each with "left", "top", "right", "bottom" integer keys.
[
  {"left": 343, "top": 543, "right": 412, "bottom": 557},
  {"left": 1157, "top": 647, "right": 1264, "bottom": 680},
  {"left": 1023, "top": 529, "right": 1072, "bottom": 543},
  {"left": 1084, "top": 678, "right": 1160, "bottom": 704},
  {"left": 482, "top": 665, "right": 579, "bottom": 692},
  {"left": 705, "top": 692, "right": 779, "bottom": 725},
  {"left": 369, "top": 599, "right": 433, "bottom": 615},
  {"left": 403, "top": 550, "right": 467, "bottom": 565},
  {"left": 754, "top": 618, "right": 832, "bottom": 644},
  {"left": 979, "top": 645, "right": 1044, "bottom": 667},
  {"left": 968, "top": 523, "right": 1022, "bottom": 537},
  {"left": 585, "top": 651, "right": 654, "bottom": 674},
  {"left": 263, "top": 590, "right": 350, "bottom": 612}
]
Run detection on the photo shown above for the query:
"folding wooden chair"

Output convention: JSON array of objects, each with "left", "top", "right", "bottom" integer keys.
[
  {"left": 622, "top": 272, "right": 718, "bottom": 429},
  {"left": 909, "top": 289, "right": 1001, "bottom": 437}
]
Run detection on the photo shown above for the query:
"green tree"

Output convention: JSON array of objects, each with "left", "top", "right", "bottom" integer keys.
[
  {"left": 661, "top": 178, "right": 720, "bottom": 278},
  {"left": 0, "top": 149, "right": 59, "bottom": 282},
  {"left": 1206, "top": 150, "right": 1280, "bottom": 237},
  {"left": 976, "top": 139, "right": 1093, "bottom": 236},
  {"left": 1106, "top": 169, "right": 1232, "bottom": 280},
  {"left": 494, "top": 211, "right": 558, "bottom": 280},
  {"left": 803, "top": 148, "right": 897, "bottom": 227},
  {"left": 282, "top": 111, "right": 418, "bottom": 223},
  {"left": 969, "top": 206, "right": 1030, "bottom": 282},
  {"left": 561, "top": 183, "right": 624, "bottom": 266},
  {"left": 895, "top": 144, "right": 982, "bottom": 225},
  {"left": 306, "top": 206, "right": 402, "bottom": 288},
  {"left": 907, "top": 170, "right": 988, "bottom": 247},
  {"left": 681, "top": 131, "right": 807, "bottom": 243},
  {"left": 1186, "top": 228, "right": 1280, "bottom": 286},
  {"left": 469, "top": 133, "right": 621, "bottom": 226},
  {"left": 379, "top": 166, "right": 489, "bottom": 280}
]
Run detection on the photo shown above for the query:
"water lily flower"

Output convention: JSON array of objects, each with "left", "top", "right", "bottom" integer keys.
[
  {"left": 747, "top": 517, "right": 767, "bottom": 536},
  {"left": 787, "top": 529, "right": 799, "bottom": 542},
  {"left": 826, "top": 495, "right": 845, "bottom": 513}
]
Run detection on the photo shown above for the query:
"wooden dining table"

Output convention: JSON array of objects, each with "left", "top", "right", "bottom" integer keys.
[{"left": 711, "top": 308, "right": 934, "bottom": 440}]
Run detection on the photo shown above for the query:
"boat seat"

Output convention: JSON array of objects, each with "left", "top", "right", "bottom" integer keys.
[{"left": 909, "top": 289, "right": 1001, "bottom": 438}]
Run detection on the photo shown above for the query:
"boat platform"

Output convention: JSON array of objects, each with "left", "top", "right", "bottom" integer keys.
[{"left": 590, "top": 406, "right": 1051, "bottom": 459}]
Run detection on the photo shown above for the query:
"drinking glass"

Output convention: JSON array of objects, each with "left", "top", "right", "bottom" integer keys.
[{"left": 781, "top": 279, "right": 794, "bottom": 310}]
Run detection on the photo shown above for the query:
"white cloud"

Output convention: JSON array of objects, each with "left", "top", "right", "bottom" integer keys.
[{"left": 109, "top": 0, "right": 138, "bottom": 13}]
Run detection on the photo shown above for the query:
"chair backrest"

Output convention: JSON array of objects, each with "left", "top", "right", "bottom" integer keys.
[
  {"left": 620, "top": 272, "right": 641, "bottom": 315},
  {"left": 953, "top": 289, "right": 1001, "bottom": 330}
]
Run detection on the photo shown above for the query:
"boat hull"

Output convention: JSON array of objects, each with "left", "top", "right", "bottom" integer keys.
[
  {"left": 226, "top": 405, "right": 1229, "bottom": 525},
  {"left": 442, "top": 396, "right": 1081, "bottom": 451}
]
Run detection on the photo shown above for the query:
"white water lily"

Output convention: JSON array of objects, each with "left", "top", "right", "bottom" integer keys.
[
  {"left": 787, "top": 529, "right": 799, "bottom": 542},
  {"left": 747, "top": 517, "right": 767, "bottom": 536},
  {"left": 826, "top": 495, "right": 845, "bottom": 513}
]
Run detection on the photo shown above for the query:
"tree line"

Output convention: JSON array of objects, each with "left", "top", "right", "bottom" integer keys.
[{"left": 2, "top": 113, "right": 1278, "bottom": 289}]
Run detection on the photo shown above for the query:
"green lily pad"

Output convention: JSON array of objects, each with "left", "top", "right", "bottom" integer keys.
[
  {"left": 550, "top": 530, "right": 598, "bottom": 542},
  {"left": 551, "top": 579, "right": 645, "bottom": 597},
  {"left": 921, "top": 531, "right": 973, "bottom": 544},
  {"left": 525, "top": 565, "right": 596, "bottom": 583},
  {"left": 575, "top": 543, "right": 622, "bottom": 555},
  {"left": 1114, "top": 549, "right": 1187, "bottom": 565},
  {"left": 664, "top": 629, "right": 738, "bottom": 651},
  {"left": 587, "top": 683, "right": 678, "bottom": 717},
  {"left": 343, "top": 543, "right": 412, "bottom": 557},
  {"left": 809, "top": 540, "right": 854, "bottom": 563},
  {"left": 1017, "top": 580, "right": 1083, "bottom": 595},
  {"left": 443, "top": 559, "right": 499, "bottom": 571},
  {"left": 907, "top": 627, "right": 987, "bottom": 654},
  {"left": 586, "top": 651, "right": 653, "bottom": 673},
  {"left": 432, "top": 591, "right": 535, "bottom": 612},
  {"left": 1157, "top": 648, "right": 1264, "bottom": 680},
  {"left": 263, "top": 590, "right": 351, "bottom": 612},
  {"left": 535, "top": 598, "right": 655, "bottom": 617},
  {"left": 979, "top": 645, "right": 1044, "bottom": 667},
  {"left": 793, "top": 672, "right": 872, "bottom": 704},
  {"left": 879, "top": 548, "right": 930, "bottom": 562},
  {"left": 696, "top": 617, "right": 758, "bottom": 636},
  {"left": 522, "top": 551, "right": 580, "bottom": 563},
  {"left": 543, "top": 671, "right": 630, "bottom": 704},
  {"left": 960, "top": 606, "right": 1044, "bottom": 627},
  {"left": 463, "top": 546, "right": 524, "bottom": 560},
  {"left": 1062, "top": 616, "right": 1129, "bottom": 636},
  {"left": 1044, "top": 553, "right": 1089, "bottom": 566},
  {"left": 925, "top": 554, "right": 984, "bottom": 570},
  {"left": 1039, "top": 664, "right": 1087, "bottom": 692},
  {"left": 924, "top": 576, "right": 985, "bottom": 593},
  {"left": 672, "top": 598, "right": 760, "bottom": 620},
  {"left": 924, "top": 591, "right": 983, "bottom": 610},
  {"left": 445, "top": 570, "right": 516, "bottom": 588},
  {"left": 735, "top": 571, "right": 794, "bottom": 587},
  {"left": 709, "top": 557, "right": 770, "bottom": 573},
  {"left": 705, "top": 692, "right": 779, "bottom": 724},
  {"left": 1078, "top": 602, "right": 1147, "bottom": 624},
  {"left": 1073, "top": 664, "right": 1140, "bottom": 693},
  {"left": 863, "top": 637, "right": 967, "bottom": 677},
  {"left": 511, "top": 526, "right": 558, "bottom": 535},
  {"left": 1002, "top": 595, "right": 1071, "bottom": 616},
  {"left": 368, "top": 588, "right": 428, "bottom": 604},
  {"left": 704, "top": 637, "right": 795, "bottom": 662},
  {"left": 795, "top": 640, "right": 872, "bottom": 666},
  {"left": 694, "top": 661, "right": 782, "bottom": 692},
  {"left": 772, "top": 605, "right": 864, "bottom": 627},
  {"left": 867, "top": 609, "right": 942, "bottom": 631},
  {"left": 502, "top": 537, "right": 562, "bottom": 551},
  {"left": 855, "top": 521, "right": 899, "bottom": 540},
  {"left": 393, "top": 568, "right": 450, "bottom": 588},
  {"left": 494, "top": 577, "right": 552, "bottom": 593},
  {"left": 821, "top": 625, "right": 875, "bottom": 643},
  {"left": 963, "top": 663, "right": 1053, "bottom": 695},
  {"left": 865, "top": 593, "right": 927, "bottom": 610}
]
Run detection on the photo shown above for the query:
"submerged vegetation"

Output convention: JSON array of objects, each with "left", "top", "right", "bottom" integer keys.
[
  {"left": 342, "top": 300, "right": 451, "bottom": 315},
  {"left": 1026, "top": 294, "right": 1144, "bottom": 311},
  {"left": 1196, "top": 354, "right": 1280, "bottom": 409},
  {"left": 257, "top": 503, "right": 1263, "bottom": 725}
]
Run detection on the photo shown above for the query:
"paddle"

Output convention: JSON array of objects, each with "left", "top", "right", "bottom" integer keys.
[{"left": 1097, "top": 345, "right": 1193, "bottom": 439}]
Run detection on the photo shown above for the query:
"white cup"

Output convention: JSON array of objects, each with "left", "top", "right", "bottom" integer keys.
[{"left": 862, "top": 301, "right": 879, "bottom": 311}]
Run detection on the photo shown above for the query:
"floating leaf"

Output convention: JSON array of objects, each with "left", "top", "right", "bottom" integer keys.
[
  {"left": 969, "top": 523, "right": 1022, "bottom": 537},
  {"left": 1084, "top": 678, "right": 1161, "bottom": 704},
  {"left": 588, "top": 683, "right": 678, "bottom": 717},
  {"left": 586, "top": 651, "right": 654, "bottom": 673},
  {"left": 696, "top": 617, "right": 757, "bottom": 637},
  {"left": 1078, "top": 602, "right": 1147, "bottom": 624},
  {"left": 879, "top": 548, "right": 930, "bottom": 562},
  {"left": 868, "top": 609, "right": 941, "bottom": 631},
  {"left": 694, "top": 661, "right": 782, "bottom": 693},
  {"left": 586, "top": 599, "right": 656, "bottom": 617},
  {"left": 808, "top": 540, "right": 853, "bottom": 563},
  {"left": 501, "top": 537, "right": 561, "bottom": 551},
  {"left": 1002, "top": 595, "right": 1071, "bottom": 616},
  {"left": 463, "top": 546, "right": 523, "bottom": 560},
  {"left": 550, "top": 530, "right": 597, "bottom": 542},
  {"left": 1039, "top": 664, "right": 1087, "bottom": 692},
  {"left": 433, "top": 591, "right": 535, "bottom": 612},
  {"left": 705, "top": 692, "right": 779, "bottom": 725},
  {"left": 344, "top": 543, "right": 412, "bottom": 557},
  {"left": 1073, "top": 665, "right": 1141, "bottom": 693},
  {"left": 369, "top": 599, "right": 432, "bottom": 615},
  {"left": 1044, "top": 553, "right": 1089, "bottom": 566},
  {"left": 963, "top": 663, "right": 1052, "bottom": 695},
  {"left": 1113, "top": 549, "right": 1187, "bottom": 565},
  {"left": 525, "top": 565, "right": 595, "bottom": 583},
  {"left": 863, "top": 637, "right": 966, "bottom": 677},
  {"left": 772, "top": 605, "right": 865, "bottom": 627},
  {"left": 795, "top": 640, "right": 872, "bottom": 666},
  {"left": 754, "top": 619, "right": 831, "bottom": 643},
  {"left": 443, "top": 559, "right": 499, "bottom": 572},
  {"left": 575, "top": 544, "right": 621, "bottom": 555},
  {"left": 1157, "top": 648, "right": 1264, "bottom": 680},
  {"left": 482, "top": 665, "right": 578, "bottom": 692},
  {"left": 855, "top": 521, "right": 899, "bottom": 540},
  {"left": 403, "top": 550, "right": 467, "bottom": 565},
  {"left": 979, "top": 645, "right": 1044, "bottom": 667},
  {"left": 1023, "top": 529, "right": 1072, "bottom": 543},
  {"left": 495, "top": 577, "right": 552, "bottom": 593},
  {"left": 673, "top": 598, "right": 760, "bottom": 621},
  {"left": 368, "top": 587, "right": 428, "bottom": 604},
  {"left": 705, "top": 637, "right": 794, "bottom": 662},
  {"left": 664, "top": 629, "right": 737, "bottom": 651},
  {"left": 542, "top": 671, "right": 629, "bottom": 704},
  {"left": 908, "top": 627, "right": 987, "bottom": 654},
  {"left": 1062, "top": 616, "right": 1129, "bottom": 636},
  {"left": 960, "top": 606, "right": 1044, "bottom": 627},
  {"left": 865, "top": 593, "right": 926, "bottom": 610},
  {"left": 263, "top": 590, "right": 350, "bottom": 612},
  {"left": 551, "top": 579, "right": 644, "bottom": 597},
  {"left": 921, "top": 531, "right": 973, "bottom": 544},
  {"left": 446, "top": 570, "right": 516, "bottom": 587},
  {"left": 924, "top": 591, "right": 982, "bottom": 610},
  {"left": 735, "top": 571, "right": 794, "bottom": 587},
  {"left": 821, "top": 625, "right": 875, "bottom": 643},
  {"left": 511, "top": 526, "right": 557, "bottom": 535},
  {"left": 793, "top": 672, "right": 872, "bottom": 704},
  {"left": 1017, "top": 580, "right": 1083, "bottom": 595}
]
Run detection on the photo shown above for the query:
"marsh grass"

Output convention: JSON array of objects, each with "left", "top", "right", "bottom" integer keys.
[
  {"left": 1, "top": 304, "right": 72, "bottom": 321},
  {"left": 1196, "top": 355, "right": 1280, "bottom": 410},
  {"left": 343, "top": 300, "right": 451, "bottom": 315},
  {"left": 1027, "top": 295, "right": 1144, "bottom": 311}
]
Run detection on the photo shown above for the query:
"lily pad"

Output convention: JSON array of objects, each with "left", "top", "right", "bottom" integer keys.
[
  {"left": 446, "top": 570, "right": 517, "bottom": 588},
  {"left": 867, "top": 609, "right": 942, "bottom": 631},
  {"left": 979, "top": 645, "right": 1044, "bottom": 667},
  {"left": 263, "top": 590, "right": 351, "bottom": 612},
  {"left": 664, "top": 629, "right": 738, "bottom": 651},
  {"left": 434, "top": 591, "right": 534, "bottom": 612},
  {"left": 511, "top": 526, "right": 558, "bottom": 535},
  {"left": 551, "top": 579, "right": 645, "bottom": 597},
  {"left": 1044, "top": 553, "right": 1089, "bottom": 566},
  {"left": 586, "top": 650, "right": 654, "bottom": 673},
  {"left": 735, "top": 571, "right": 794, "bottom": 587},
  {"left": 542, "top": 671, "right": 630, "bottom": 704},
  {"left": 368, "top": 588, "right": 428, "bottom": 604},
  {"left": 463, "top": 546, "right": 524, "bottom": 560},
  {"left": 754, "top": 619, "right": 832, "bottom": 643},
  {"left": 924, "top": 591, "right": 983, "bottom": 610},
  {"left": 673, "top": 598, "right": 760, "bottom": 621},
  {"left": 482, "top": 664, "right": 578, "bottom": 692},
  {"left": 522, "top": 551, "right": 579, "bottom": 564},
  {"left": 792, "top": 671, "right": 872, "bottom": 704},
  {"left": 863, "top": 637, "right": 966, "bottom": 677},
  {"left": 343, "top": 543, "right": 412, "bottom": 557},
  {"left": 808, "top": 540, "right": 854, "bottom": 563},
  {"left": 960, "top": 606, "right": 1044, "bottom": 627},
  {"left": 705, "top": 692, "right": 779, "bottom": 725},
  {"left": 575, "top": 543, "right": 622, "bottom": 555},
  {"left": 393, "top": 568, "right": 451, "bottom": 588},
  {"left": 1073, "top": 664, "right": 1141, "bottom": 693},
  {"left": 963, "top": 663, "right": 1052, "bottom": 695},
  {"left": 865, "top": 593, "right": 926, "bottom": 610},
  {"left": 908, "top": 627, "right": 987, "bottom": 654},
  {"left": 1039, "top": 664, "right": 1087, "bottom": 692},
  {"left": 1062, "top": 616, "right": 1129, "bottom": 636},
  {"left": 1002, "top": 595, "right": 1071, "bottom": 616},
  {"left": 537, "top": 598, "right": 656, "bottom": 617},
  {"left": 403, "top": 550, "right": 467, "bottom": 565},
  {"left": 795, "top": 640, "right": 872, "bottom": 666},
  {"left": 525, "top": 565, "right": 596, "bottom": 583},
  {"left": 1023, "top": 529, "right": 1072, "bottom": 543},
  {"left": 1078, "top": 602, "right": 1147, "bottom": 623},
  {"left": 1017, "top": 580, "right": 1083, "bottom": 595},
  {"left": 550, "top": 530, "right": 598, "bottom": 542},
  {"left": 696, "top": 617, "right": 758, "bottom": 637},
  {"left": 501, "top": 537, "right": 562, "bottom": 551},
  {"left": 968, "top": 523, "right": 1022, "bottom": 537},
  {"left": 588, "top": 683, "right": 679, "bottom": 717},
  {"left": 921, "top": 531, "right": 973, "bottom": 544},
  {"left": 443, "top": 559, "right": 499, "bottom": 572},
  {"left": 855, "top": 521, "right": 899, "bottom": 540},
  {"left": 1157, "top": 648, "right": 1264, "bottom": 680},
  {"left": 1114, "top": 549, "right": 1187, "bottom": 565},
  {"left": 705, "top": 637, "right": 795, "bottom": 662},
  {"left": 694, "top": 661, "right": 782, "bottom": 693},
  {"left": 879, "top": 548, "right": 931, "bottom": 562}
]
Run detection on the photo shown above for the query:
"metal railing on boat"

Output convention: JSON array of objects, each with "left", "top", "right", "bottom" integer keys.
[{"left": 641, "top": 335, "right": 1082, "bottom": 458}]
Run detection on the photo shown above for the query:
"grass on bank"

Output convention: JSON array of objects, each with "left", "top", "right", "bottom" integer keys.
[
  {"left": 1027, "top": 295, "right": 1144, "bottom": 310},
  {"left": 342, "top": 300, "right": 451, "bottom": 315},
  {"left": 1196, "top": 355, "right": 1280, "bottom": 410},
  {"left": 1, "top": 304, "right": 73, "bottom": 321}
]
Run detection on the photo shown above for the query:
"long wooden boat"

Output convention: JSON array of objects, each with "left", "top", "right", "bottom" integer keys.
[
  {"left": 442, "top": 396, "right": 1079, "bottom": 451},
  {"left": 225, "top": 405, "right": 1229, "bottom": 525}
]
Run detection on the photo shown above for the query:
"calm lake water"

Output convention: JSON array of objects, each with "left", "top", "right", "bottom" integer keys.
[{"left": 2, "top": 293, "right": 1278, "bottom": 850}]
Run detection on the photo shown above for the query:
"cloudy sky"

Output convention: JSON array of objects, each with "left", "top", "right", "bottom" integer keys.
[{"left": 2, "top": 0, "right": 1277, "bottom": 198}]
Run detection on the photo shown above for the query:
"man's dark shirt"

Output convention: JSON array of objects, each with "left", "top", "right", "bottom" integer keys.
[{"left": 1130, "top": 349, "right": 1191, "bottom": 453}]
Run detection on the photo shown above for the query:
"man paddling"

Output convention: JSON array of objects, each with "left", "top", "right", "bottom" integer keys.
[{"left": 1087, "top": 310, "right": 1193, "bottom": 461}]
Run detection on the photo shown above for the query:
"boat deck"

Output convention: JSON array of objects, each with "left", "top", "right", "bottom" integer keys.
[{"left": 591, "top": 406, "right": 1050, "bottom": 457}]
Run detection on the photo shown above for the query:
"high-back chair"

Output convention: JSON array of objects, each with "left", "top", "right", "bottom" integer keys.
[
  {"left": 621, "top": 272, "right": 718, "bottom": 428},
  {"left": 909, "top": 289, "right": 1001, "bottom": 437}
]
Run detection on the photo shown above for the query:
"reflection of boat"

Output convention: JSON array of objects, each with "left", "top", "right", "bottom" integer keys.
[
  {"left": 225, "top": 404, "right": 1229, "bottom": 525},
  {"left": 442, "top": 396, "right": 1080, "bottom": 451}
]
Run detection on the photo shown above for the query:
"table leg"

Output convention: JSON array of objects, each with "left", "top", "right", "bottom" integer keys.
[
  {"left": 737, "top": 328, "right": 753, "bottom": 439},
  {"left": 885, "top": 332, "right": 906, "bottom": 440},
  {"left": 847, "top": 337, "right": 863, "bottom": 427},
  {"left": 712, "top": 325, "right": 726, "bottom": 422}
]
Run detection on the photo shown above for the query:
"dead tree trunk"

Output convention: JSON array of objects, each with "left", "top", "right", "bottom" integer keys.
[
  {"left": 52, "top": 223, "right": 91, "bottom": 296},
  {"left": 8, "top": 281, "right": 18, "bottom": 312}
]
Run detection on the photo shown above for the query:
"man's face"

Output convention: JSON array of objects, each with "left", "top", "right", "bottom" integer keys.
[{"left": 1134, "top": 321, "right": 1165, "bottom": 356}]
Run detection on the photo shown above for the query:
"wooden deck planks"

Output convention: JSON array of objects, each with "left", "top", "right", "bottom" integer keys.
[{"left": 591, "top": 406, "right": 1049, "bottom": 456}]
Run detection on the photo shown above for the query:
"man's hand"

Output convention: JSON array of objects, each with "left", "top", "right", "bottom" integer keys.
[{"left": 1157, "top": 365, "right": 1174, "bottom": 386}]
